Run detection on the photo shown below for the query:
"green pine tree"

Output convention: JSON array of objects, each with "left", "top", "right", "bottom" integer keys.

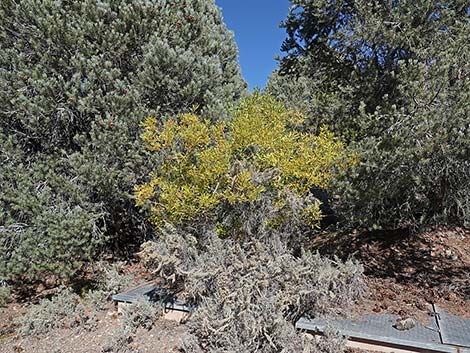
[
  {"left": 271, "top": 0, "right": 470, "bottom": 229},
  {"left": 0, "top": 0, "right": 246, "bottom": 283}
]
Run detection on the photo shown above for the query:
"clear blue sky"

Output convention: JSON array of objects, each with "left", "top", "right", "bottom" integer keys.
[{"left": 215, "top": 0, "right": 291, "bottom": 90}]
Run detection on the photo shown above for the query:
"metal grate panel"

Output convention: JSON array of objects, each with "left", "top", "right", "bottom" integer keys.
[
  {"left": 296, "top": 313, "right": 470, "bottom": 353},
  {"left": 435, "top": 304, "right": 470, "bottom": 348},
  {"left": 112, "top": 282, "right": 193, "bottom": 312},
  {"left": 111, "top": 281, "right": 160, "bottom": 303}
]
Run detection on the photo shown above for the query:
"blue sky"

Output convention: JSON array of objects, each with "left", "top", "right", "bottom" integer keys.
[{"left": 215, "top": 0, "right": 291, "bottom": 90}]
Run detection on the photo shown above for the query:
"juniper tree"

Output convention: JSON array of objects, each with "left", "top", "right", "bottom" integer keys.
[
  {"left": 272, "top": 0, "right": 470, "bottom": 228},
  {"left": 0, "top": 0, "right": 246, "bottom": 283}
]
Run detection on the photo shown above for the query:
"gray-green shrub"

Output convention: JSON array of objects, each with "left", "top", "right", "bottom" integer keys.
[
  {"left": 16, "top": 287, "right": 94, "bottom": 336},
  {"left": 120, "top": 297, "right": 162, "bottom": 333},
  {"left": 139, "top": 227, "right": 364, "bottom": 352},
  {"left": 102, "top": 325, "right": 136, "bottom": 353},
  {"left": 102, "top": 297, "right": 161, "bottom": 353},
  {"left": 84, "top": 262, "right": 135, "bottom": 311}
]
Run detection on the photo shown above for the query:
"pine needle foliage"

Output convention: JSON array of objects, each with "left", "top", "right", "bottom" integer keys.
[
  {"left": 271, "top": 0, "right": 470, "bottom": 229},
  {"left": 0, "top": 0, "right": 246, "bottom": 283}
]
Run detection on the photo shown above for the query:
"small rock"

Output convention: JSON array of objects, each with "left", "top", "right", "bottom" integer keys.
[
  {"left": 448, "top": 292, "right": 458, "bottom": 301},
  {"left": 443, "top": 249, "right": 458, "bottom": 260},
  {"left": 393, "top": 317, "right": 416, "bottom": 331},
  {"left": 415, "top": 300, "right": 427, "bottom": 311}
]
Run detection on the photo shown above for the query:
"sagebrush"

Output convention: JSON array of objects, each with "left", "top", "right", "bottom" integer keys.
[
  {"left": 139, "top": 227, "right": 364, "bottom": 352},
  {"left": 84, "top": 261, "right": 135, "bottom": 311},
  {"left": 16, "top": 287, "right": 95, "bottom": 336}
]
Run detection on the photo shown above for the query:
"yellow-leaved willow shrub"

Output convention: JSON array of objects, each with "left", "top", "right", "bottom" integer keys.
[{"left": 135, "top": 94, "right": 351, "bottom": 232}]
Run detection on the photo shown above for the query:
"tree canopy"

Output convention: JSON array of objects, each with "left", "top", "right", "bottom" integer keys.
[{"left": 267, "top": 0, "right": 470, "bottom": 229}]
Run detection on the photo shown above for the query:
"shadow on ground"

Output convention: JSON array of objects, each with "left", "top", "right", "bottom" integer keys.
[{"left": 310, "top": 227, "right": 470, "bottom": 304}]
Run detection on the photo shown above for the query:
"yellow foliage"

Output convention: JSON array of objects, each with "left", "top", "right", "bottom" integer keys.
[
  {"left": 134, "top": 183, "right": 155, "bottom": 207},
  {"left": 302, "top": 202, "right": 324, "bottom": 229},
  {"left": 135, "top": 93, "right": 352, "bottom": 232},
  {"left": 232, "top": 95, "right": 345, "bottom": 193}
]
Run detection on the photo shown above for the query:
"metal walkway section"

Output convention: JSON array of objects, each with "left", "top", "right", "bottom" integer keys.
[
  {"left": 111, "top": 282, "right": 192, "bottom": 312},
  {"left": 111, "top": 281, "right": 158, "bottom": 303},
  {"left": 113, "top": 282, "right": 470, "bottom": 352},
  {"left": 296, "top": 314, "right": 449, "bottom": 352},
  {"left": 297, "top": 311, "right": 470, "bottom": 353},
  {"left": 435, "top": 304, "right": 470, "bottom": 348}
]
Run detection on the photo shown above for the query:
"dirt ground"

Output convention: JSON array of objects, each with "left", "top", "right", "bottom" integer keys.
[
  {"left": 310, "top": 226, "right": 470, "bottom": 321},
  {"left": 0, "top": 227, "right": 468, "bottom": 352},
  {"left": 0, "top": 303, "right": 187, "bottom": 353}
]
